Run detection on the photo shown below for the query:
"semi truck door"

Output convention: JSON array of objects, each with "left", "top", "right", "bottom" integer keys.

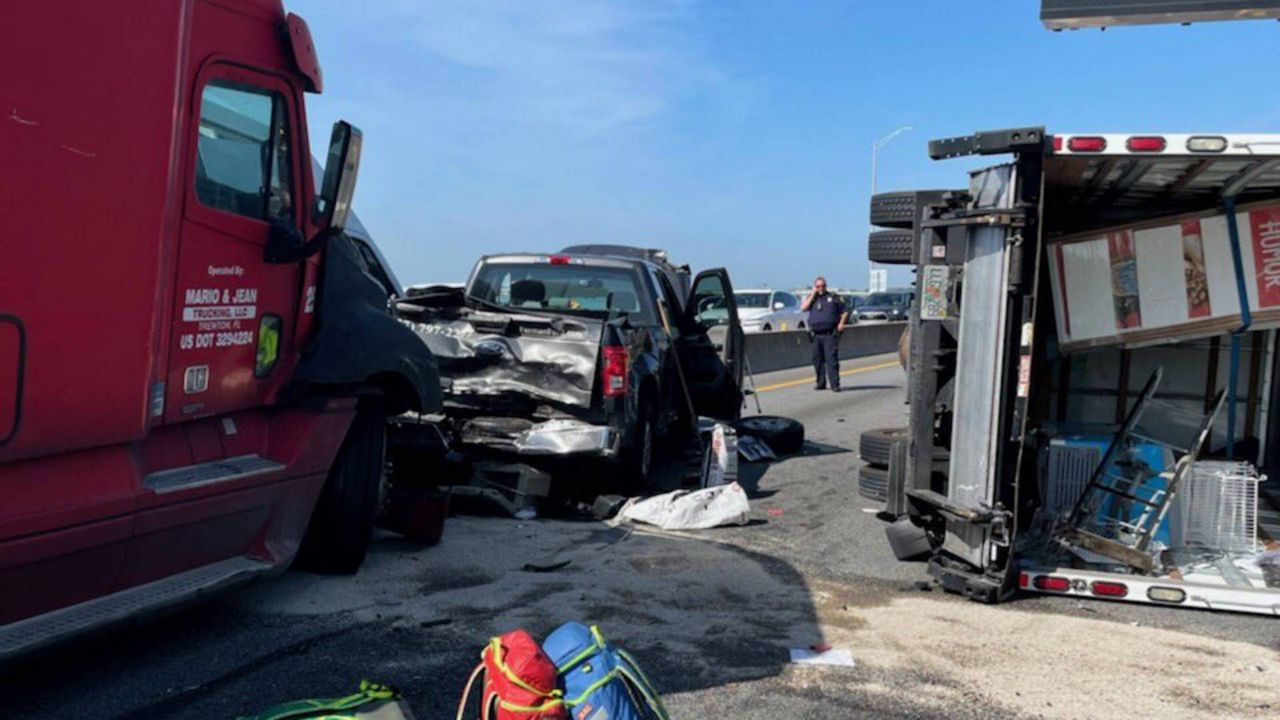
[
  {"left": 684, "top": 269, "right": 745, "bottom": 420},
  {"left": 165, "top": 65, "right": 304, "bottom": 423}
]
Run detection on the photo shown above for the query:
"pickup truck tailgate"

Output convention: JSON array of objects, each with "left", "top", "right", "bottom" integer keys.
[{"left": 404, "top": 310, "right": 603, "bottom": 408}]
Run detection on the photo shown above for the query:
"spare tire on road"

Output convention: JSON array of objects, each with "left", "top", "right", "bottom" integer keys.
[
  {"left": 859, "top": 427, "right": 907, "bottom": 467},
  {"left": 857, "top": 463, "right": 889, "bottom": 502},
  {"left": 734, "top": 415, "right": 804, "bottom": 455},
  {"left": 868, "top": 229, "right": 915, "bottom": 264}
]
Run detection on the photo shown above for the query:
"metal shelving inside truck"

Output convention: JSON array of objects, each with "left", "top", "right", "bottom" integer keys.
[{"left": 868, "top": 128, "right": 1280, "bottom": 615}]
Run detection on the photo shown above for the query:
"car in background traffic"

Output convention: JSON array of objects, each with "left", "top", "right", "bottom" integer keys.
[
  {"left": 855, "top": 290, "right": 913, "bottom": 322},
  {"left": 735, "top": 289, "right": 807, "bottom": 332},
  {"left": 841, "top": 292, "right": 867, "bottom": 321}
]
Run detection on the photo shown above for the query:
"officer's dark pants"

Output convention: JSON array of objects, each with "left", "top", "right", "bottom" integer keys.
[{"left": 811, "top": 331, "right": 839, "bottom": 389}]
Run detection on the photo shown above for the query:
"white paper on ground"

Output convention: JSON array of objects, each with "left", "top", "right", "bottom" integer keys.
[
  {"left": 789, "top": 647, "right": 856, "bottom": 667},
  {"left": 614, "top": 482, "right": 751, "bottom": 530}
]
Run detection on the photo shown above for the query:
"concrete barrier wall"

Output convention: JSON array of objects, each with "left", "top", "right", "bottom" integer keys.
[{"left": 743, "top": 322, "right": 905, "bottom": 374}]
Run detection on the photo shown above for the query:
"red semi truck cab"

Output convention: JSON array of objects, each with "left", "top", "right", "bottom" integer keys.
[{"left": 0, "top": 0, "right": 440, "bottom": 657}]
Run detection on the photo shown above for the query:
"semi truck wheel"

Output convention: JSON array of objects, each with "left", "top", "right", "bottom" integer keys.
[
  {"left": 868, "top": 230, "right": 915, "bottom": 264},
  {"left": 859, "top": 427, "right": 907, "bottom": 467},
  {"left": 296, "top": 402, "right": 387, "bottom": 575}
]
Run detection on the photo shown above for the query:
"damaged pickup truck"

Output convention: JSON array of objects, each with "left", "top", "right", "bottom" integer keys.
[{"left": 393, "top": 245, "right": 745, "bottom": 491}]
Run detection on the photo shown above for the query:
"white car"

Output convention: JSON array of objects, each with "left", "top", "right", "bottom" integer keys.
[{"left": 734, "top": 289, "right": 807, "bottom": 332}]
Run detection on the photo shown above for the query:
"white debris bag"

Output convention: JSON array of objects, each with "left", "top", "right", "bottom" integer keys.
[{"left": 615, "top": 482, "right": 751, "bottom": 530}]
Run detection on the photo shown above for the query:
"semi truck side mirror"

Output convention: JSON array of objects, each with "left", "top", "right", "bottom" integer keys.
[
  {"left": 268, "top": 122, "right": 361, "bottom": 264},
  {"left": 315, "top": 121, "right": 362, "bottom": 232}
]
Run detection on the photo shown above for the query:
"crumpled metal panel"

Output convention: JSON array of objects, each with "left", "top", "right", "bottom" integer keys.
[
  {"left": 402, "top": 309, "right": 603, "bottom": 408},
  {"left": 513, "top": 419, "right": 619, "bottom": 456}
]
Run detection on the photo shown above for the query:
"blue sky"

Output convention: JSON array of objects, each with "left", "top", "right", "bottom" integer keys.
[{"left": 298, "top": 1, "right": 1280, "bottom": 291}]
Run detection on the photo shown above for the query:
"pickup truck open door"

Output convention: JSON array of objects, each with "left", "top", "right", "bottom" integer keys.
[{"left": 683, "top": 269, "right": 745, "bottom": 421}]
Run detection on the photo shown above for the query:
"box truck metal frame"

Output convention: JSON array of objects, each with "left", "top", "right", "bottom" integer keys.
[{"left": 873, "top": 128, "right": 1280, "bottom": 615}]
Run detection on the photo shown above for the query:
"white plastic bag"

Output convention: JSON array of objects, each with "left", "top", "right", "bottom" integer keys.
[{"left": 615, "top": 482, "right": 751, "bottom": 530}]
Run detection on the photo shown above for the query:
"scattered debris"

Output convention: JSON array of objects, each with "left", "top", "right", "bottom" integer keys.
[
  {"left": 521, "top": 560, "right": 572, "bottom": 573},
  {"left": 738, "top": 435, "right": 776, "bottom": 462},
  {"left": 789, "top": 644, "right": 856, "bottom": 667},
  {"left": 590, "top": 493, "right": 628, "bottom": 520},
  {"left": 613, "top": 482, "right": 751, "bottom": 530},
  {"left": 700, "top": 419, "right": 738, "bottom": 487},
  {"left": 767, "top": 508, "right": 785, "bottom": 517}
]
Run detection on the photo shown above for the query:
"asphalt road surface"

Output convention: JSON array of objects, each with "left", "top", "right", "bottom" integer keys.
[{"left": 3, "top": 354, "right": 1278, "bottom": 719}]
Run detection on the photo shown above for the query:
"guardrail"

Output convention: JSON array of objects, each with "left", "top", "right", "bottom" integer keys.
[{"left": 743, "top": 322, "right": 905, "bottom": 374}]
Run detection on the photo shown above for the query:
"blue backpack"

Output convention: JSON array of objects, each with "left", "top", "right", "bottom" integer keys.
[{"left": 541, "top": 623, "right": 668, "bottom": 720}]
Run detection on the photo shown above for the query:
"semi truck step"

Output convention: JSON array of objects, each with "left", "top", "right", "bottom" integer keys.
[
  {"left": 144, "top": 454, "right": 284, "bottom": 494},
  {"left": 0, "top": 557, "right": 271, "bottom": 660}
]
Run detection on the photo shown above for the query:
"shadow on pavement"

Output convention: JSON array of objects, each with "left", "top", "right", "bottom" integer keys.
[
  {"left": 833, "top": 383, "right": 901, "bottom": 394},
  {"left": 0, "top": 444, "right": 947, "bottom": 719},
  {"left": 0, "top": 521, "right": 844, "bottom": 720}
]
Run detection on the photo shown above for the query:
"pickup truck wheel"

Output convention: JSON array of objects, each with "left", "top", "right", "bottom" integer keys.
[
  {"left": 734, "top": 415, "right": 804, "bottom": 455},
  {"left": 295, "top": 403, "right": 387, "bottom": 575},
  {"left": 621, "top": 403, "right": 655, "bottom": 487}
]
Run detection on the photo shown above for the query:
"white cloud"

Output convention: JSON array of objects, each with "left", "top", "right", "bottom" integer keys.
[{"left": 387, "top": 0, "right": 712, "bottom": 134}]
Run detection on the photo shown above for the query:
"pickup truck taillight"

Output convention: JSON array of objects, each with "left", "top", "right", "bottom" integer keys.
[{"left": 602, "top": 346, "right": 629, "bottom": 397}]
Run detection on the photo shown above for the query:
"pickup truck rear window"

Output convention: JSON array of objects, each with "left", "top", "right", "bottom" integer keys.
[{"left": 470, "top": 263, "right": 653, "bottom": 322}]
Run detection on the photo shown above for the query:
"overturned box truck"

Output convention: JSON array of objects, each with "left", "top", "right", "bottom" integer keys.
[
  {"left": 865, "top": 129, "right": 1280, "bottom": 615},
  {"left": 0, "top": 0, "right": 439, "bottom": 658}
]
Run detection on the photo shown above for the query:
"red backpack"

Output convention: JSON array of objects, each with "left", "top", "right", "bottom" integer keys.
[{"left": 456, "top": 630, "right": 567, "bottom": 720}]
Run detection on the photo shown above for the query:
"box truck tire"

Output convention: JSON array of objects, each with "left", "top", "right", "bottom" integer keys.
[
  {"left": 868, "top": 230, "right": 915, "bottom": 264},
  {"left": 859, "top": 427, "right": 907, "bottom": 467},
  {"left": 295, "top": 403, "right": 387, "bottom": 575},
  {"left": 869, "top": 191, "right": 918, "bottom": 229},
  {"left": 857, "top": 463, "right": 889, "bottom": 501}
]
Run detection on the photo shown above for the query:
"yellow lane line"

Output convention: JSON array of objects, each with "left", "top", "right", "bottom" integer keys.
[{"left": 755, "top": 360, "right": 900, "bottom": 394}]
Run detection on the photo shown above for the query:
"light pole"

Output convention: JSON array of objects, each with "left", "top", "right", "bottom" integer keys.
[{"left": 869, "top": 125, "right": 913, "bottom": 291}]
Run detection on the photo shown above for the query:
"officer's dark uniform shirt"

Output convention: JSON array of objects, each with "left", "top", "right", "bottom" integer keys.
[{"left": 808, "top": 292, "right": 845, "bottom": 332}]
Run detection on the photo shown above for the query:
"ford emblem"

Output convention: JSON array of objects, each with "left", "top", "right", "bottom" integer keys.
[{"left": 475, "top": 340, "right": 506, "bottom": 357}]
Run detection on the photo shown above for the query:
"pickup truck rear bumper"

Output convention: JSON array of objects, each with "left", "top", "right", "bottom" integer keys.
[{"left": 461, "top": 417, "right": 621, "bottom": 458}]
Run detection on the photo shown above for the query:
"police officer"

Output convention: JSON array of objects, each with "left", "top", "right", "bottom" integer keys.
[{"left": 802, "top": 276, "right": 848, "bottom": 391}]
